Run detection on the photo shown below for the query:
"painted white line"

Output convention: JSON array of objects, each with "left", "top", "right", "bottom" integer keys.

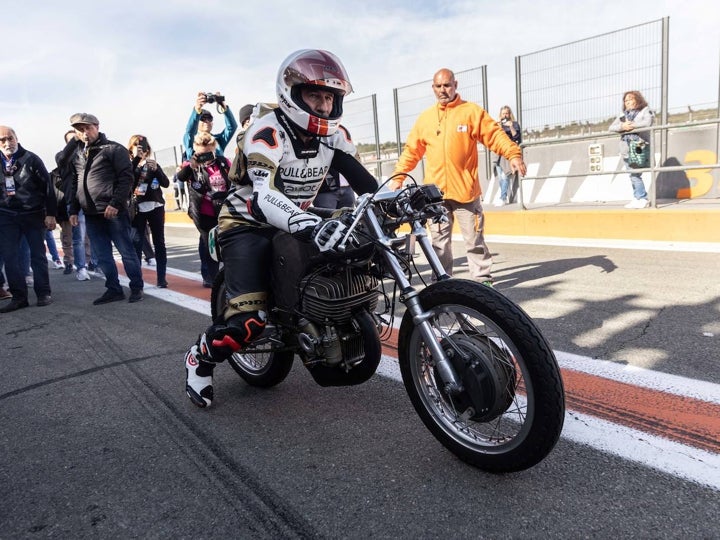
[
  {"left": 376, "top": 355, "right": 720, "bottom": 491},
  {"left": 122, "top": 273, "right": 720, "bottom": 489},
  {"left": 555, "top": 350, "right": 720, "bottom": 405},
  {"left": 484, "top": 234, "right": 720, "bottom": 253}
]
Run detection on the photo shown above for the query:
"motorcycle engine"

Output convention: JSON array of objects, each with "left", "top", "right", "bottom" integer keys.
[{"left": 299, "top": 269, "right": 379, "bottom": 325}]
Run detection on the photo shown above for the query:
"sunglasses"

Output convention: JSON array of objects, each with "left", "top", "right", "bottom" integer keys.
[{"left": 199, "top": 116, "right": 213, "bottom": 122}]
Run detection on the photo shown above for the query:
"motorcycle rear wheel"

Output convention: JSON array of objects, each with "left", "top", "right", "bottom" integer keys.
[
  {"left": 398, "top": 279, "right": 565, "bottom": 472},
  {"left": 211, "top": 269, "right": 294, "bottom": 388}
]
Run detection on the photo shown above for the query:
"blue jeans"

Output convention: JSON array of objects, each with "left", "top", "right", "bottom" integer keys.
[
  {"left": 72, "top": 210, "right": 87, "bottom": 269},
  {"left": 495, "top": 165, "right": 510, "bottom": 202},
  {"left": 627, "top": 164, "right": 648, "bottom": 200},
  {"left": 84, "top": 212, "right": 143, "bottom": 293},
  {"left": 45, "top": 230, "right": 60, "bottom": 261},
  {"left": 0, "top": 212, "right": 51, "bottom": 301}
]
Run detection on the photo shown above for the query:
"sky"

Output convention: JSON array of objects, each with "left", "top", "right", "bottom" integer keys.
[{"left": 2, "top": 0, "right": 718, "bottom": 166}]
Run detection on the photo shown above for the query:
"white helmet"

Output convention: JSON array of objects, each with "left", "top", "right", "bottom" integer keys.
[{"left": 276, "top": 49, "right": 353, "bottom": 136}]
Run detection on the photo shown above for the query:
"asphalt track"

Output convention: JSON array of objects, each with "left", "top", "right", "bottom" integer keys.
[{"left": 0, "top": 222, "right": 718, "bottom": 538}]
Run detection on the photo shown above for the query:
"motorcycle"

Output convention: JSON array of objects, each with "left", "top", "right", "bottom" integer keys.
[{"left": 211, "top": 182, "right": 565, "bottom": 472}]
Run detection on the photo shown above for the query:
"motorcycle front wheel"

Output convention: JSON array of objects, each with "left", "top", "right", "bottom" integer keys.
[
  {"left": 211, "top": 269, "right": 294, "bottom": 388},
  {"left": 398, "top": 279, "right": 565, "bottom": 472}
]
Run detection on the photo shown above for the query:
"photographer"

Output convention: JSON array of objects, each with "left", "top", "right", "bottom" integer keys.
[
  {"left": 182, "top": 91, "right": 238, "bottom": 160},
  {"left": 177, "top": 132, "right": 231, "bottom": 287},
  {"left": 127, "top": 135, "right": 170, "bottom": 288}
]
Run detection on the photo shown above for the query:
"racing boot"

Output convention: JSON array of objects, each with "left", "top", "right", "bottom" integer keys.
[
  {"left": 184, "top": 319, "right": 263, "bottom": 408},
  {"left": 185, "top": 333, "right": 219, "bottom": 408}
]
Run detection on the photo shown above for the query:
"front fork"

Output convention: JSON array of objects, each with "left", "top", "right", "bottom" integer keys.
[{"left": 365, "top": 211, "right": 463, "bottom": 395}]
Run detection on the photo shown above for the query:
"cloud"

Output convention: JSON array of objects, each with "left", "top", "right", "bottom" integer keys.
[{"left": 2, "top": 0, "right": 717, "bottom": 166}]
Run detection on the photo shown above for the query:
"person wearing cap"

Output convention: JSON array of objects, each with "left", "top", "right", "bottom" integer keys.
[
  {"left": 67, "top": 113, "right": 144, "bottom": 305},
  {"left": 0, "top": 126, "right": 56, "bottom": 312},
  {"left": 182, "top": 92, "right": 238, "bottom": 160},
  {"left": 238, "top": 103, "right": 254, "bottom": 132}
]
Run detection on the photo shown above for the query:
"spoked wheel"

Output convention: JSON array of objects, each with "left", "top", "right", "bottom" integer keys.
[
  {"left": 398, "top": 279, "right": 565, "bottom": 472},
  {"left": 211, "top": 269, "right": 294, "bottom": 388}
]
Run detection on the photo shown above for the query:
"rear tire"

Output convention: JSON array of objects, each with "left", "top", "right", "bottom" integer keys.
[{"left": 211, "top": 269, "right": 294, "bottom": 388}]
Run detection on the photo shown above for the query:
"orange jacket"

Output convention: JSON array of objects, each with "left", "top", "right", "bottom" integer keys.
[{"left": 394, "top": 95, "right": 521, "bottom": 203}]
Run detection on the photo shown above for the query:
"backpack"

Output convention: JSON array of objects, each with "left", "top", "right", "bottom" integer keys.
[{"left": 229, "top": 103, "right": 278, "bottom": 184}]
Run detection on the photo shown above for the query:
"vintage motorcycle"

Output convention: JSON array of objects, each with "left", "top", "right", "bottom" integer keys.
[{"left": 211, "top": 182, "right": 565, "bottom": 472}]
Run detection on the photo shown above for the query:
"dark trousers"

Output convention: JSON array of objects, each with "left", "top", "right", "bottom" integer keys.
[
  {"left": 196, "top": 213, "right": 219, "bottom": 283},
  {"left": 0, "top": 211, "right": 51, "bottom": 302},
  {"left": 132, "top": 206, "right": 167, "bottom": 283},
  {"left": 85, "top": 212, "right": 143, "bottom": 293}
]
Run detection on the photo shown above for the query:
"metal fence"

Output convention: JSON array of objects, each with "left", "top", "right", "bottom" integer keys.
[
  {"left": 342, "top": 94, "right": 381, "bottom": 177},
  {"left": 517, "top": 18, "right": 667, "bottom": 136},
  {"left": 150, "top": 15, "right": 720, "bottom": 207},
  {"left": 393, "top": 66, "right": 488, "bottom": 151}
]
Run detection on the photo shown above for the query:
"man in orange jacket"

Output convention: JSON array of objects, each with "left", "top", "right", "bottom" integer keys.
[{"left": 391, "top": 68, "right": 526, "bottom": 285}]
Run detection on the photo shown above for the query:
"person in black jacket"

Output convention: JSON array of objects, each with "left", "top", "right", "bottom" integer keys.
[
  {"left": 0, "top": 126, "right": 56, "bottom": 312},
  {"left": 127, "top": 135, "right": 170, "bottom": 288},
  {"left": 176, "top": 132, "right": 231, "bottom": 288},
  {"left": 67, "top": 113, "right": 144, "bottom": 305}
]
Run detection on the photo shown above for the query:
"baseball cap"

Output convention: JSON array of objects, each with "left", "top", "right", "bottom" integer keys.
[
  {"left": 70, "top": 113, "right": 99, "bottom": 126},
  {"left": 199, "top": 111, "right": 213, "bottom": 121},
  {"left": 239, "top": 104, "right": 254, "bottom": 125}
]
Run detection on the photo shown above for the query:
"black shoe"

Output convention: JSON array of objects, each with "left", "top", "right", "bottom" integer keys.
[
  {"left": 37, "top": 295, "right": 53, "bottom": 307},
  {"left": 157, "top": 279, "right": 168, "bottom": 289},
  {"left": 202, "top": 280, "right": 213, "bottom": 288},
  {"left": 63, "top": 263, "right": 73, "bottom": 275},
  {"left": 93, "top": 290, "right": 125, "bottom": 305},
  {"left": 128, "top": 289, "right": 143, "bottom": 303},
  {"left": 0, "top": 299, "right": 30, "bottom": 313}
]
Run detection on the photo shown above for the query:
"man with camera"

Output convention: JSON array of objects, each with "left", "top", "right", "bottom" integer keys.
[{"left": 182, "top": 92, "right": 238, "bottom": 160}]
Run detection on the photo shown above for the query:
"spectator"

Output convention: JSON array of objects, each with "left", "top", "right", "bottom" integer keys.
[
  {"left": 141, "top": 228, "right": 156, "bottom": 266},
  {"left": 54, "top": 129, "right": 95, "bottom": 280},
  {"left": 177, "top": 132, "right": 231, "bottom": 288},
  {"left": 313, "top": 168, "right": 356, "bottom": 209},
  {"left": 183, "top": 92, "right": 237, "bottom": 160},
  {"left": 45, "top": 230, "right": 63, "bottom": 269},
  {"left": 493, "top": 105, "right": 522, "bottom": 207},
  {"left": 172, "top": 166, "right": 187, "bottom": 211},
  {"left": 67, "top": 113, "right": 144, "bottom": 304},
  {"left": 238, "top": 103, "right": 254, "bottom": 132},
  {"left": 127, "top": 134, "right": 170, "bottom": 288},
  {"left": 609, "top": 90, "right": 654, "bottom": 209},
  {"left": 390, "top": 68, "right": 525, "bottom": 285},
  {"left": 0, "top": 125, "right": 56, "bottom": 312},
  {"left": 183, "top": 49, "right": 378, "bottom": 408},
  {"left": 0, "top": 256, "right": 11, "bottom": 300}
]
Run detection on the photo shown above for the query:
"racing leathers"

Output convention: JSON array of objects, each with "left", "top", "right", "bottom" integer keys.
[{"left": 194, "top": 107, "right": 377, "bottom": 364}]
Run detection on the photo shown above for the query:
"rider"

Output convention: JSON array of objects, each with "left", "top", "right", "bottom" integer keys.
[{"left": 184, "top": 49, "right": 379, "bottom": 408}]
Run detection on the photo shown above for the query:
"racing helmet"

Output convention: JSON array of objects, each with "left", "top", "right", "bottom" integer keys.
[{"left": 276, "top": 49, "right": 353, "bottom": 136}]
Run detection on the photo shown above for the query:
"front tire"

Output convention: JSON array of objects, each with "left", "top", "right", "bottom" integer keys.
[
  {"left": 211, "top": 269, "right": 294, "bottom": 388},
  {"left": 398, "top": 279, "right": 565, "bottom": 472}
]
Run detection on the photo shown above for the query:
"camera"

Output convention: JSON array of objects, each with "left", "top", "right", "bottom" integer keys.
[
  {"left": 203, "top": 92, "right": 225, "bottom": 104},
  {"left": 137, "top": 138, "right": 149, "bottom": 153},
  {"left": 194, "top": 151, "right": 214, "bottom": 164}
]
